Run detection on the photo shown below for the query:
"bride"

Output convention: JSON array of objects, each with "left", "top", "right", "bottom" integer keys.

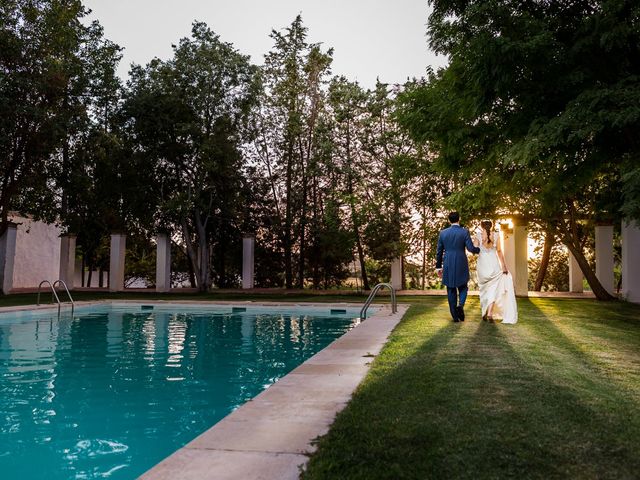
[{"left": 475, "top": 220, "right": 518, "bottom": 324}]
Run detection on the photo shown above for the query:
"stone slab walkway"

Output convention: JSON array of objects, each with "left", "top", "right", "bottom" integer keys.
[{"left": 141, "top": 304, "right": 408, "bottom": 480}]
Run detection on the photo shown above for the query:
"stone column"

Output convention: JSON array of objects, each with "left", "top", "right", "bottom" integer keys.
[
  {"left": 595, "top": 224, "right": 614, "bottom": 295},
  {"left": 242, "top": 234, "right": 255, "bottom": 289},
  {"left": 59, "top": 234, "right": 77, "bottom": 289},
  {"left": 500, "top": 218, "right": 528, "bottom": 297},
  {"left": 622, "top": 220, "right": 640, "bottom": 303},
  {"left": 0, "top": 222, "right": 18, "bottom": 294},
  {"left": 391, "top": 257, "right": 402, "bottom": 291},
  {"left": 109, "top": 233, "right": 126, "bottom": 292},
  {"left": 568, "top": 252, "right": 584, "bottom": 293},
  {"left": 155, "top": 233, "right": 171, "bottom": 293}
]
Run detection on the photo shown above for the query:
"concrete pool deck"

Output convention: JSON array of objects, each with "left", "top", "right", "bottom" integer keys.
[{"left": 140, "top": 303, "right": 408, "bottom": 480}]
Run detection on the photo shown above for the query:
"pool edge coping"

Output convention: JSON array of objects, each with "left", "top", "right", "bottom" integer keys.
[
  {"left": 137, "top": 301, "right": 409, "bottom": 480},
  {"left": 0, "top": 300, "right": 408, "bottom": 480}
]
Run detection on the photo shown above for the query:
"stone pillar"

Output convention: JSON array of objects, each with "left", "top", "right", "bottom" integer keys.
[
  {"left": 155, "top": 233, "right": 171, "bottom": 292},
  {"left": 595, "top": 224, "right": 614, "bottom": 295},
  {"left": 242, "top": 234, "right": 255, "bottom": 289},
  {"left": 0, "top": 222, "right": 18, "bottom": 294},
  {"left": 622, "top": 220, "right": 640, "bottom": 303},
  {"left": 59, "top": 234, "right": 76, "bottom": 289},
  {"left": 391, "top": 257, "right": 402, "bottom": 290},
  {"left": 568, "top": 252, "right": 584, "bottom": 293},
  {"left": 500, "top": 219, "right": 528, "bottom": 297},
  {"left": 109, "top": 233, "right": 126, "bottom": 292}
]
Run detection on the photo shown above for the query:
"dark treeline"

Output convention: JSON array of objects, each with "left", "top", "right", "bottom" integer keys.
[
  {"left": 1, "top": 1, "right": 638, "bottom": 295},
  {"left": 0, "top": 2, "right": 440, "bottom": 291}
]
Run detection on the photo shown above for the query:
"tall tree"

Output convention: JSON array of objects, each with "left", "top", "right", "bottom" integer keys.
[
  {"left": 0, "top": 0, "right": 103, "bottom": 234},
  {"left": 254, "top": 15, "right": 333, "bottom": 288},
  {"left": 360, "top": 81, "right": 423, "bottom": 289},
  {"left": 398, "top": 0, "right": 640, "bottom": 299},
  {"left": 326, "top": 77, "right": 370, "bottom": 289},
  {"left": 58, "top": 21, "right": 128, "bottom": 281},
  {"left": 123, "top": 22, "right": 259, "bottom": 291}
]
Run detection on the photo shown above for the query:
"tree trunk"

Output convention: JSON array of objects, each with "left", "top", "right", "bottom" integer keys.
[
  {"left": 197, "top": 241, "right": 209, "bottom": 292},
  {"left": 534, "top": 230, "right": 554, "bottom": 291},
  {"left": 284, "top": 141, "right": 294, "bottom": 289},
  {"left": 188, "top": 259, "right": 197, "bottom": 289},
  {"left": 181, "top": 218, "right": 202, "bottom": 291},
  {"left": 194, "top": 211, "right": 210, "bottom": 292},
  {"left": 559, "top": 208, "right": 614, "bottom": 301},
  {"left": 345, "top": 123, "right": 369, "bottom": 291},
  {"left": 564, "top": 240, "right": 614, "bottom": 300},
  {"left": 61, "top": 90, "right": 70, "bottom": 216},
  {"left": 353, "top": 225, "right": 369, "bottom": 290},
  {"left": 421, "top": 206, "right": 427, "bottom": 290},
  {"left": 297, "top": 161, "right": 307, "bottom": 289},
  {"left": 217, "top": 224, "right": 227, "bottom": 288}
]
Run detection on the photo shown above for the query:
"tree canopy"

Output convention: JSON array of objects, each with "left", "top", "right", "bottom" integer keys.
[
  {"left": 397, "top": 0, "right": 640, "bottom": 299},
  {"left": 2, "top": 1, "right": 636, "bottom": 295}
]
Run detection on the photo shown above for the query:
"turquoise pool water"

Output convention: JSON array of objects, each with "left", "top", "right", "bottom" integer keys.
[{"left": 0, "top": 303, "right": 361, "bottom": 479}]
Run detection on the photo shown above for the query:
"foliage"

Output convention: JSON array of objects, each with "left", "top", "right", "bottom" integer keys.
[
  {"left": 124, "top": 234, "right": 156, "bottom": 288},
  {"left": 122, "top": 22, "right": 260, "bottom": 291},
  {"left": 0, "top": 0, "right": 109, "bottom": 233},
  {"left": 528, "top": 245, "right": 569, "bottom": 292},
  {"left": 251, "top": 15, "right": 335, "bottom": 288},
  {"left": 397, "top": 0, "right": 640, "bottom": 299}
]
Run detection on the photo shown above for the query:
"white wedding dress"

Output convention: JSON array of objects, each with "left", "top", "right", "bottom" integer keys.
[{"left": 476, "top": 231, "right": 518, "bottom": 324}]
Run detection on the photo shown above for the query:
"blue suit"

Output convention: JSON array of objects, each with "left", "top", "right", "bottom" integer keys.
[{"left": 436, "top": 225, "right": 480, "bottom": 320}]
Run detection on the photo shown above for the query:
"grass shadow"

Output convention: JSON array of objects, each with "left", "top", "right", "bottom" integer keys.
[
  {"left": 302, "top": 297, "right": 640, "bottom": 480},
  {"left": 514, "top": 298, "right": 640, "bottom": 406}
]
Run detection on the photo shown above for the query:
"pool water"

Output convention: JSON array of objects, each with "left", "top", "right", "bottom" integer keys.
[{"left": 0, "top": 304, "right": 360, "bottom": 479}]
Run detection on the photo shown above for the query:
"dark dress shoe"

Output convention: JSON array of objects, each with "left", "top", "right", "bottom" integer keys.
[{"left": 456, "top": 306, "right": 465, "bottom": 321}]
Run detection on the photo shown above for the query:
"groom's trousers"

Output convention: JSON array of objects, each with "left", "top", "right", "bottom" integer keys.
[{"left": 446, "top": 285, "right": 468, "bottom": 320}]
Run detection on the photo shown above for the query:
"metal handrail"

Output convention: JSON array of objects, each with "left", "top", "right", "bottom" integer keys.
[
  {"left": 360, "top": 282, "right": 397, "bottom": 319},
  {"left": 53, "top": 279, "right": 74, "bottom": 314},
  {"left": 37, "top": 280, "right": 61, "bottom": 315}
]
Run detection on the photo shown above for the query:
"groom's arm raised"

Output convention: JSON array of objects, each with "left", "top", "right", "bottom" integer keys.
[{"left": 465, "top": 229, "right": 481, "bottom": 254}]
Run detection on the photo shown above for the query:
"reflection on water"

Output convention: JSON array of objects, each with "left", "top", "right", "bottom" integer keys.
[{"left": 0, "top": 308, "right": 357, "bottom": 479}]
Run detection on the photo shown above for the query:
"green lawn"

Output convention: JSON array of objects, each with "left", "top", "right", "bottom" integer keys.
[
  {"left": 3, "top": 291, "right": 639, "bottom": 478},
  {"left": 302, "top": 297, "right": 640, "bottom": 480}
]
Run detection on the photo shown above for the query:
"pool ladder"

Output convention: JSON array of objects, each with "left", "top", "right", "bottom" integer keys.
[
  {"left": 360, "top": 283, "right": 397, "bottom": 319},
  {"left": 37, "top": 279, "right": 75, "bottom": 316}
]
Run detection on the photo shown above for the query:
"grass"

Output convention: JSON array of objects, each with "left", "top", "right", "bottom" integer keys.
[
  {"left": 3, "top": 290, "right": 639, "bottom": 478},
  {"left": 301, "top": 296, "right": 640, "bottom": 480}
]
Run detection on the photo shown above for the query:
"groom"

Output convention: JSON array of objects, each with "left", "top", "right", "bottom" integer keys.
[{"left": 436, "top": 211, "right": 480, "bottom": 322}]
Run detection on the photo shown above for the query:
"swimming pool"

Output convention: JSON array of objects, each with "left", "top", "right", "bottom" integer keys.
[{"left": 0, "top": 303, "right": 362, "bottom": 479}]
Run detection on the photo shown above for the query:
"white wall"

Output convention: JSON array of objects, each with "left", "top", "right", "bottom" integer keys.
[{"left": 10, "top": 215, "right": 62, "bottom": 289}]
